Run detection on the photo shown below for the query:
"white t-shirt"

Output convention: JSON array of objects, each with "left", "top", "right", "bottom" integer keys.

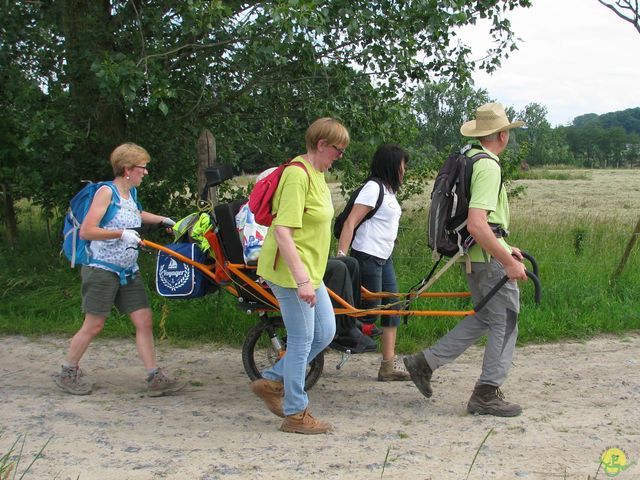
[{"left": 350, "top": 180, "right": 401, "bottom": 260}]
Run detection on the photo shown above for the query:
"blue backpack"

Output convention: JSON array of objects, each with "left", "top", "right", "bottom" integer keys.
[{"left": 61, "top": 181, "right": 142, "bottom": 284}]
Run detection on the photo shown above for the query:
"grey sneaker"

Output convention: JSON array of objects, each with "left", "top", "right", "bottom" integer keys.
[
  {"left": 54, "top": 366, "right": 93, "bottom": 395},
  {"left": 403, "top": 352, "right": 433, "bottom": 398},
  {"left": 146, "top": 369, "right": 187, "bottom": 397},
  {"left": 378, "top": 355, "right": 411, "bottom": 381},
  {"left": 467, "top": 384, "right": 522, "bottom": 417}
]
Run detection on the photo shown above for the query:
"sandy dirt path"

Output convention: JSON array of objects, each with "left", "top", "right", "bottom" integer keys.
[{"left": 1, "top": 334, "right": 639, "bottom": 480}]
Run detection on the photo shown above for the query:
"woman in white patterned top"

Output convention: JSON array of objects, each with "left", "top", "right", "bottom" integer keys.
[{"left": 54, "top": 143, "right": 185, "bottom": 397}]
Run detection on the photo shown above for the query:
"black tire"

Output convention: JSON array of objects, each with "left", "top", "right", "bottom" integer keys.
[{"left": 241, "top": 317, "right": 324, "bottom": 390}]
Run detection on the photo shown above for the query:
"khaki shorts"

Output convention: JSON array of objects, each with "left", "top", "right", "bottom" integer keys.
[{"left": 81, "top": 266, "right": 150, "bottom": 317}]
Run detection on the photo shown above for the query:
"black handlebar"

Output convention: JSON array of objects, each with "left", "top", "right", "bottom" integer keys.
[
  {"left": 521, "top": 250, "right": 539, "bottom": 278},
  {"left": 473, "top": 261, "right": 542, "bottom": 314}
]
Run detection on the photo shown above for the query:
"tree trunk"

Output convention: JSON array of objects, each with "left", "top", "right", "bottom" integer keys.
[
  {"left": 2, "top": 186, "right": 18, "bottom": 248},
  {"left": 197, "top": 129, "right": 217, "bottom": 205},
  {"left": 62, "top": 0, "right": 127, "bottom": 167}
]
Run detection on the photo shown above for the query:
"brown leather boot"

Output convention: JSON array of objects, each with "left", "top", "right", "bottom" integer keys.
[
  {"left": 403, "top": 352, "right": 433, "bottom": 397},
  {"left": 467, "top": 384, "right": 522, "bottom": 417},
  {"left": 251, "top": 378, "right": 284, "bottom": 417},
  {"left": 280, "top": 409, "right": 333, "bottom": 434}
]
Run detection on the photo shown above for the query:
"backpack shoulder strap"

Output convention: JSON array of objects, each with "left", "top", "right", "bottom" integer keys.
[
  {"left": 371, "top": 177, "right": 385, "bottom": 211},
  {"left": 467, "top": 149, "right": 504, "bottom": 201},
  {"left": 462, "top": 144, "right": 494, "bottom": 163},
  {"left": 129, "top": 186, "right": 143, "bottom": 211},
  {"left": 288, "top": 159, "right": 310, "bottom": 179},
  {"left": 362, "top": 177, "right": 385, "bottom": 220},
  {"left": 469, "top": 151, "right": 493, "bottom": 162},
  {"left": 286, "top": 159, "right": 311, "bottom": 192},
  {"left": 99, "top": 181, "right": 121, "bottom": 226}
]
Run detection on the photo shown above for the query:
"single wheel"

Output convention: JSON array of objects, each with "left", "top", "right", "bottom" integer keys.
[{"left": 242, "top": 316, "right": 324, "bottom": 390}]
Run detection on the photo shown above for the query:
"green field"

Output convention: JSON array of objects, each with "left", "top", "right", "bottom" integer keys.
[{"left": 1, "top": 168, "right": 639, "bottom": 351}]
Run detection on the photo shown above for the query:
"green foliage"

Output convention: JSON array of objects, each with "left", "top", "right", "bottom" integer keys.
[
  {"left": 2, "top": 199, "right": 640, "bottom": 352},
  {"left": 2, "top": 0, "right": 532, "bottom": 240},
  {"left": 574, "top": 107, "right": 640, "bottom": 134},
  {"left": 412, "top": 80, "right": 491, "bottom": 152},
  {"left": 0, "top": 433, "right": 51, "bottom": 480},
  {"left": 394, "top": 214, "right": 640, "bottom": 352},
  {"left": 564, "top": 109, "right": 640, "bottom": 168},
  {"left": 516, "top": 103, "right": 573, "bottom": 166},
  {"left": 509, "top": 169, "right": 590, "bottom": 181}
]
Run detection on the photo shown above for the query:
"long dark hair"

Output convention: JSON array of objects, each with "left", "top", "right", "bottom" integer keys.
[{"left": 370, "top": 144, "right": 409, "bottom": 193}]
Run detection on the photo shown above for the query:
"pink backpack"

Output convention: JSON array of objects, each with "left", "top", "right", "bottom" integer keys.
[{"left": 248, "top": 160, "right": 309, "bottom": 226}]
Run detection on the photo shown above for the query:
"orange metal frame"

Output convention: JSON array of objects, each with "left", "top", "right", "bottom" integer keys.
[{"left": 144, "top": 232, "right": 475, "bottom": 318}]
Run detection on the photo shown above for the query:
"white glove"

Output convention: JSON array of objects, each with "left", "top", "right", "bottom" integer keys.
[
  {"left": 120, "top": 229, "right": 142, "bottom": 245},
  {"left": 160, "top": 217, "right": 176, "bottom": 227}
]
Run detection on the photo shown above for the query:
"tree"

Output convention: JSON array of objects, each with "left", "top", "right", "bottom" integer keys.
[
  {"left": 517, "top": 103, "right": 551, "bottom": 166},
  {"left": 597, "top": 0, "right": 640, "bottom": 34},
  {"left": 412, "top": 81, "right": 491, "bottom": 153},
  {"left": 516, "top": 103, "right": 573, "bottom": 166},
  {"left": 2, "top": 0, "right": 533, "bottom": 238}
]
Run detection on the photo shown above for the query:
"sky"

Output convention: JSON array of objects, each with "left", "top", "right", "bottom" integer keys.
[{"left": 460, "top": 0, "right": 640, "bottom": 126}]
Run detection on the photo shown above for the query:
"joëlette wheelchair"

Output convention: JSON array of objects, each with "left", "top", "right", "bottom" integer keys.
[{"left": 143, "top": 165, "right": 541, "bottom": 390}]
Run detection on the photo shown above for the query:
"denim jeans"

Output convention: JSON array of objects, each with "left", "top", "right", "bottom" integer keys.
[
  {"left": 351, "top": 249, "right": 400, "bottom": 327},
  {"left": 261, "top": 281, "right": 336, "bottom": 415}
]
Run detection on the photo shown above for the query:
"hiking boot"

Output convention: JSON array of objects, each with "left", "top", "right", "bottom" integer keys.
[
  {"left": 378, "top": 355, "right": 411, "bottom": 381},
  {"left": 250, "top": 378, "right": 284, "bottom": 417},
  {"left": 403, "top": 352, "right": 433, "bottom": 398},
  {"left": 467, "top": 384, "right": 522, "bottom": 417},
  {"left": 54, "top": 366, "right": 93, "bottom": 395},
  {"left": 280, "top": 409, "right": 332, "bottom": 434},
  {"left": 146, "top": 369, "right": 187, "bottom": 397}
]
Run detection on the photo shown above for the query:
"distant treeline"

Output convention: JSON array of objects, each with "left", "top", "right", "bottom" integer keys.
[
  {"left": 412, "top": 84, "right": 640, "bottom": 173},
  {"left": 556, "top": 108, "right": 640, "bottom": 168}
]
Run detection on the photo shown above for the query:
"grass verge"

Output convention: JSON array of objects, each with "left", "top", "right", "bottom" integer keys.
[{"left": 1, "top": 208, "right": 639, "bottom": 352}]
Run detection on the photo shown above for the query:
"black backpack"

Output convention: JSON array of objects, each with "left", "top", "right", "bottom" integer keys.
[
  {"left": 333, "top": 178, "right": 384, "bottom": 240},
  {"left": 427, "top": 146, "right": 500, "bottom": 257}
]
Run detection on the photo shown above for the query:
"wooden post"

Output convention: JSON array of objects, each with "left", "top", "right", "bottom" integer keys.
[
  {"left": 197, "top": 129, "right": 217, "bottom": 205},
  {"left": 612, "top": 216, "right": 640, "bottom": 279}
]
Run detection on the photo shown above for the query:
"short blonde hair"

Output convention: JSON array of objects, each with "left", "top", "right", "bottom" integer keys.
[
  {"left": 110, "top": 143, "right": 150, "bottom": 177},
  {"left": 305, "top": 117, "right": 350, "bottom": 151}
]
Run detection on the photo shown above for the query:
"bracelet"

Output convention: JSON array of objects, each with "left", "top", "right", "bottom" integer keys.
[{"left": 296, "top": 279, "right": 310, "bottom": 288}]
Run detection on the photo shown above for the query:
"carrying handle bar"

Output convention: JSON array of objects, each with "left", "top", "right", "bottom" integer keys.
[
  {"left": 520, "top": 251, "right": 539, "bottom": 278},
  {"left": 473, "top": 270, "right": 541, "bottom": 313}
]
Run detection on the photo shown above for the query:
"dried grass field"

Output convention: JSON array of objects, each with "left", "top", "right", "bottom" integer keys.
[
  {"left": 330, "top": 168, "right": 640, "bottom": 223},
  {"left": 508, "top": 169, "right": 640, "bottom": 223}
]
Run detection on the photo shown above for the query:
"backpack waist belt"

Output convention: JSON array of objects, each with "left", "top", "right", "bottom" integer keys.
[
  {"left": 90, "top": 259, "right": 137, "bottom": 285},
  {"left": 489, "top": 223, "right": 509, "bottom": 239}
]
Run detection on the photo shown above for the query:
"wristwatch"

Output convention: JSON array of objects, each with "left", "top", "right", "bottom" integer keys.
[{"left": 337, "top": 250, "right": 346, "bottom": 257}]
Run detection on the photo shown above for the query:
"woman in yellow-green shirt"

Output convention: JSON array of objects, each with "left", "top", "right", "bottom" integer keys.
[{"left": 251, "top": 118, "right": 349, "bottom": 435}]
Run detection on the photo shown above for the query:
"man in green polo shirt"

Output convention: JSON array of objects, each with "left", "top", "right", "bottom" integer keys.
[{"left": 404, "top": 102, "right": 528, "bottom": 417}]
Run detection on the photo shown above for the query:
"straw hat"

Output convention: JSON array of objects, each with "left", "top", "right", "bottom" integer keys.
[{"left": 460, "top": 102, "right": 525, "bottom": 137}]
